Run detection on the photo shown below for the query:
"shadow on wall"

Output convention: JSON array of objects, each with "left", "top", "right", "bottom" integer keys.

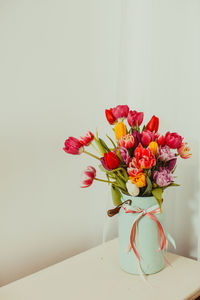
[{"left": 165, "top": 138, "right": 199, "bottom": 259}]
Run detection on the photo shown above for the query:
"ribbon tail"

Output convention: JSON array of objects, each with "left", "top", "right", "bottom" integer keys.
[
  {"left": 163, "top": 253, "right": 172, "bottom": 267},
  {"left": 137, "top": 259, "right": 147, "bottom": 281},
  {"left": 135, "top": 223, "right": 148, "bottom": 282},
  {"left": 166, "top": 232, "right": 176, "bottom": 249},
  {"left": 130, "top": 214, "right": 143, "bottom": 261}
]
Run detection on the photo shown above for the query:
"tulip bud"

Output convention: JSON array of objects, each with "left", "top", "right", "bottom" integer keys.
[
  {"left": 104, "top": 152, "right": 119, "bottom": 169},
  {"left": 126, "top": 180, "right": 140, "bottom": 196},
  {"left": 149, "top": 141, "right": 158, "bottom": 155},
  {"left": 105, "top": 108, "right": 116, "bottom": 125},
  {"left": 146, "top": 115, "right": 159, "bottom": 132}
]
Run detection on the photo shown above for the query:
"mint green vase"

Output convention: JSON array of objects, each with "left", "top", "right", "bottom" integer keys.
[{"left": 118, "top": 195, "right": 165, "bottom": 275}]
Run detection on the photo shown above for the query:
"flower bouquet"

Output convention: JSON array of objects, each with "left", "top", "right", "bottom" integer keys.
[{"left": 63, "top": 105, "right": 191, "bottom": 275}]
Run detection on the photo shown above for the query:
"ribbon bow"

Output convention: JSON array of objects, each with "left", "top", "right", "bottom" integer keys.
[{"left": 123, "top": 204, "right": 168, "bottom": 261}]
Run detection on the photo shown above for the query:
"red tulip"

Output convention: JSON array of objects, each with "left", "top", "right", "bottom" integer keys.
[
  {"left": 81, "top": 166, "right": 96, "bottom": 188},
  {"left": 165, "top": 132, "right": 183, "bottom": 149},
  {"left": 157, "top": 134, "right": 165, "bottom": 146},
  {"left": 146, "top": 115, "right": 159, "bottom": 132},
  {"left": 63, "top": 137, "right": 84, "bottom": 155},
  {"left": 79, "top": 131, "right": 94, "bottom": 146},
  {"left": 104, "top": 152, "right": 119, "bottom": 170},
  {"left": 134, "top": 143, "right": 156, "bottom": 169},
  {"left": 105, "top": 108, "right": 116, "bottom": 125}
]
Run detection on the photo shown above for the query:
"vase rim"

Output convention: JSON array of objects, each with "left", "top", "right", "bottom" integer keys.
[{"left": 122, "top": 193, "right": 154, "bottom": 199}]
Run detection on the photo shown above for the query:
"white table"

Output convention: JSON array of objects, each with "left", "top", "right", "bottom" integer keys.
[{"left": 0, "top": 239, "right": 200, "bottom": 300}]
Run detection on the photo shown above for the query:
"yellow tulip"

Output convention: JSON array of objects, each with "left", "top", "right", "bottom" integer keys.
[
  {"left": 149, "top": 141, "right": 158, "bottom": 155},
  {"left": 114, "top": 121, "right": 127, "bottom": 140},
  {"left": 129, "top": 173, "right": 146, "bottom": 188}
]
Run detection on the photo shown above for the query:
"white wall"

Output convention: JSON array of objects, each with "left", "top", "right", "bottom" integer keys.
[
  {"left": 0, "top": 0, "right": 199, "bottom": 286},
  {"left": 0, "top": 0, "right": 121, "bottom": 286}
]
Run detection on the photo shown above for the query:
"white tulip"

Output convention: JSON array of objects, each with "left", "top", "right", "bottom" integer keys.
[{"left": 126, "top": 180, "right": 140, "bottom": 196}]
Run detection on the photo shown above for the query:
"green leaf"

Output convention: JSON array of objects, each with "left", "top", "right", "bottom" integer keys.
[
  {"left": 141, "top": 125, "right": 146, "bottom": 132},
  {"left": 106, "top": 134, "right": 117, "bottom": 149},
  {"left": 152, "top": 188, "right": 163, "bottom": 212},
  {"left": 94, "top": 136, "right": 106, "bottom": 155},
  {"left": 111, "top": 185, "right": 122, "bottom": 206},
  {"left": 121, "top": 168, "right": 129, "bottom": 181},
  {"left": 142, "top": 176, "right": 152, "bottom": 196},
  {"left": 99, "top": 138, "right": 110, "bottom": 152},
  {"left": 169, "top": 182, "right": 180, "bottom": 187},
  {"left": 136, "top": 120, "right": 139, "bottom": 132},
  {"left": 96, "top": 128, "right": 99, "bottom": 139},
  {"left": 162, "top": 182, "right": 180, "bottom": 191},
  {"left": 117, "top": 170, "right": 128, "bottom": 183}
]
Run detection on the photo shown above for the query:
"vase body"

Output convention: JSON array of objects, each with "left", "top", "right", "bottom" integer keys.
[{"left": 118, "top": 194, "right": 165, "bottom": 275}]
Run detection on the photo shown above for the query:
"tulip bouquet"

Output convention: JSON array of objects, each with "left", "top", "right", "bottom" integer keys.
[{"left": 63, "top": 105, "right": 191, "bottom": 210}]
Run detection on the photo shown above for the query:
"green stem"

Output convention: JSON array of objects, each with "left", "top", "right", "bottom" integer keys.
[
  {"left": 83, "top": 150, "right": 100, "bottom": 160},
  {"left": 117, "top": 170, "right": 126, "bottom": 182},
  {"left": 94, "top": 178, "right": 119, "bottom": 187}
]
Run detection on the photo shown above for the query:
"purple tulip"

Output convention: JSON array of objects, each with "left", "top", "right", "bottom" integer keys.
[
  {"left": 119, "top": 147, "right": 130, "bottom": 165},
  {"left": 165, "top": 158, "right": 177, "bottom": 171},
  {"left": 153, "top": 168, "right": 173, "bottom": 187},
  {"left": 100, "top": 157, "right": 112, "bottom": 171},
  {"left": 132, "top": 130, "right": 141, "bottom": 149},
  {"left": 158, "top": 145, "right": 176, "bottom": 162}
]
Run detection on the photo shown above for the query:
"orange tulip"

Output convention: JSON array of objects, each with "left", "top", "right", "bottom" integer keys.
[{"left": 129, "top": 173, "right": 146, "bottom": 188}]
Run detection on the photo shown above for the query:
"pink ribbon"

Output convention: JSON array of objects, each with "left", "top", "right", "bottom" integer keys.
[{"left": 123, "top": 204, "right": 168, "bottom": 262}]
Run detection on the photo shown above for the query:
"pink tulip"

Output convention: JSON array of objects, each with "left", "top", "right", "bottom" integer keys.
[
  {"left": 127, "top": 110, "right": 144, "bottom": 127},
  {"left": 178, "top": 143, "right": 192, "bottom": 159},
  {"left": 63, "top": 137, "right": 84, "bottom": 155},
  {"left": 165, "top": 132, "right": 183, "bottom": 149},
  {"left": 141, "top": 130, "right": 155, "bottom": 147},
  {"left": 81, "top": 166, "right": 96, "bottom": 188},
  {"left": 112, "top": 105, "right": 129, "bottom": 120},
  {"left": 119, "top": 134, "right": 135, "bottom": 149},
  {"left": 79, "top": 131, "right": 94, "bottom": 146}
]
